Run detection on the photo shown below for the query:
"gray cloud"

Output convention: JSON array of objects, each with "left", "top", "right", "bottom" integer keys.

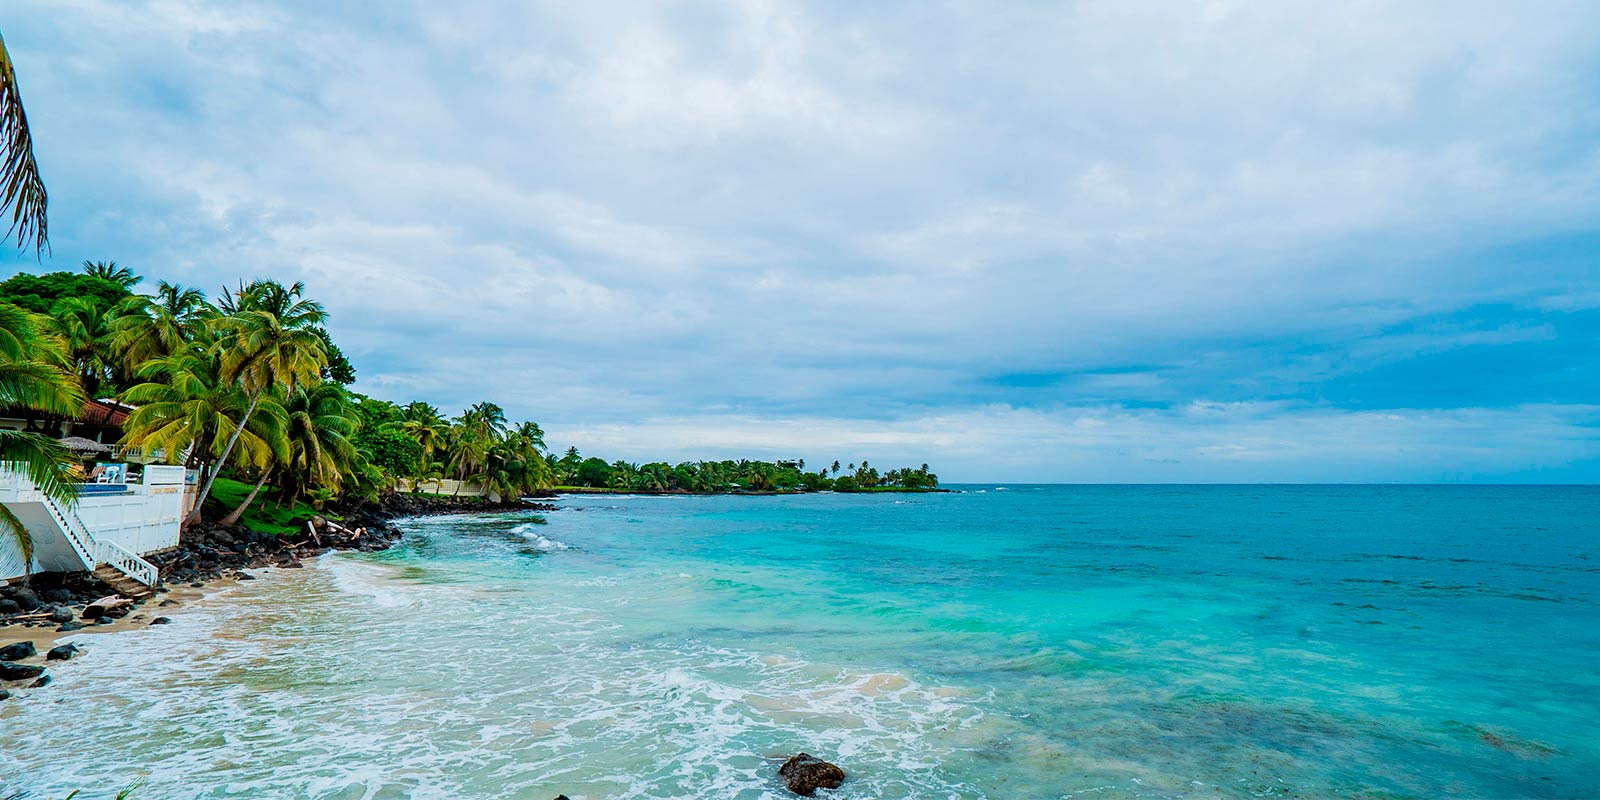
[{"left": 3, "top": 0, "right": 1598, "bottom": 479}]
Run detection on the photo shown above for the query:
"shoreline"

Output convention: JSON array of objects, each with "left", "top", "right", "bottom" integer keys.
[{"left": 0, "top": 494, "right": 551, "bottom": 699}]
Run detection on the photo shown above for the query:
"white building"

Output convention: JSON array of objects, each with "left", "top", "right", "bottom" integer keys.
[
  {"left": 0, "top": 464, "right": 188, "bottom": 593},
  {"left": 0, "top": 400, "right": 189, "bottom": 595}
]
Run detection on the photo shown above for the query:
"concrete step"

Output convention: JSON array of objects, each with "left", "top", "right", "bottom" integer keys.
[{"left": 91, "top": 566, "right": 155, "bottom": 600}]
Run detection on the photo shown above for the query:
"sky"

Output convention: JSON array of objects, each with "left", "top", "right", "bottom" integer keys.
[{"left": 2, "top": 1, "right": 1598, "bottom": 482}]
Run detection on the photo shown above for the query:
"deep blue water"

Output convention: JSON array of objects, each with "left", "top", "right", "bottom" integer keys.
[{"left": 5, "top": 485, "right": 1597, "bottom": 798}]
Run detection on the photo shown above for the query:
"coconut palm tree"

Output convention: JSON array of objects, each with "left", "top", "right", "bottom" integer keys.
[
  {"left": 0, "top": 302, "right": 82, "bottom": 568},
  {"left": 0, "top": 30, "right": 47, "bottom": 255},
  {"left": 48, "top": 295, "right": 119, "bottom": 395},
  {"left": 108, "top": 282, "right": 211, "bottom": 373},
  {"left": 275, "top": 382, "right": 358, "bottom": 504},
  {"left": 189, "top": 280, "right": 327, "bottom": 526},
  {"left": 120, "top": 347, "right": 287, "bottom": 487},
  {"left": 81, "top": 260, "right": 141, "bottom": 289},
  {"left": 399, "top": 401, "right": 449, "bottom": 458}
]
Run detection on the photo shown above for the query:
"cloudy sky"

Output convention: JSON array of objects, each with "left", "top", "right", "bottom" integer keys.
[{"left": 4, "top": 1, "right": 1598, "bottom": 481}]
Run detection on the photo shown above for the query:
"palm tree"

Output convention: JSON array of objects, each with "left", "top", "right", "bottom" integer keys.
[
  {"left": 399, "top": 401, "right": 449, "bottom": 458},
  {"left": 188, "top": 281, "right": 326, "bottom": 525},
  {"left": 109, "top": 282, "right": 211, "bottom": 373},
  {"left": 48, "top": 296, "right": 118, "bottom": 395},
  {"left": 0, "top": 30, "right": 47, "bottom": 255},
  {"left": 0, "top": 302, "right": 82, "bottom": 569},
  {"left": 81, "top": 260, "right": 141, "bottom": 289},
  {"left": 120, "top": 347, "right": 287, "bottom": 487},
  {"left": 262, "top": 382, "right": 357, "bottom": 516}
]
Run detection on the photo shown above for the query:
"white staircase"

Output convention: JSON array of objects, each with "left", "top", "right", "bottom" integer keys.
[{"left": 36, "top": 487, "right": 161, "bottom": 598}]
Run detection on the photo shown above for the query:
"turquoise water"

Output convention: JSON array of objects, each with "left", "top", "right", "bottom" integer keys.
[{"left": 3, "top": 485, "right": 1598, "bottom": 798}]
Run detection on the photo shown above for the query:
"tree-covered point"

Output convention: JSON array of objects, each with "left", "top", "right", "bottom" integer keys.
[{"left": 547, "top": 449, "right": 938, "bottom": 493}]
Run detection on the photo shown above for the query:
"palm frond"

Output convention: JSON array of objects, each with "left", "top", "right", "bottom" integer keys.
[
  {"left": 0, "top": 501, "right": 33, "bottom": 567},
  {"left": 0, "top": 31, "right": 47, "bottom": 255}
]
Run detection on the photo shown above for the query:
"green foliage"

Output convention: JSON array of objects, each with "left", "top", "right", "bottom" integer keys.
[
  {"left": 359, "top": 425, "right": 423, "bottom": 477},
  {"left": 313, "top": 327, "right": 355, "bottom": 385},
  {"left": 550, "top": 455, "right": 935, "bottom": 494},
  {"left": 0, "top": 271, "right": 130, "bottom": 314}
]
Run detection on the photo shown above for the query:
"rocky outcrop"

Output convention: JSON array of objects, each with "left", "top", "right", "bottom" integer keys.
[
  {"left": 46, "top": 644, "right": 78, "bottom": 661},
  {"left": 778, "top": 753, "right": 846, "bottom": 796}
]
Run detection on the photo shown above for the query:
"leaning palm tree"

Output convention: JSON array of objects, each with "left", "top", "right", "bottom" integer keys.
[
  {"left": 188, "top": 281, "right": 326, "bottom": 526},
  {"left": 0, "top": 302, "right": 84, "bottom": 568},
  {"left": 0, "top": 30, "right": 46, "bottom": 255}
]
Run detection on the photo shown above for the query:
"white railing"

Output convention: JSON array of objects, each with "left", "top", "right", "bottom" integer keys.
[
  {"left": 32, "top": 477, "right": 160, "bottom": 589},
  {"left": 94, "top": 539, "right": 159, "bottom": 588},
  {"left": 37, "top": 492, "right": 99, "bottom": 571}
]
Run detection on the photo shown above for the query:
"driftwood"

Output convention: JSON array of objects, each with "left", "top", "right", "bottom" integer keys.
[
  {"left": 305, "top": 520, "right": 322, "bottom": 546},
  {"left": 3, "top": 611, "right": 53, "bottom": 621},
  {"left": 87, "top": 595, "right": 132, "bottom": 610}
]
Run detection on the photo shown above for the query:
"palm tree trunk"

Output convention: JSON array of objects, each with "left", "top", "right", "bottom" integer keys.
[
  {"left": 219, "top": 467, "right": 271, "bottom": 525},
  {"left": 185, "top": 387, "right": 263, "bottom": 527}
]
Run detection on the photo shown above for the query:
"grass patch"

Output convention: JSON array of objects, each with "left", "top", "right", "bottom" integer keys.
[{"left": 203, "top": 477, "right": 325, "bottom": 536}]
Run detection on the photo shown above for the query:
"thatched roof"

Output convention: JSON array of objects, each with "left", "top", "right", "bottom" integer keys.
[{"left": 59, "top": 436, "right": 111, "bottom": 453}]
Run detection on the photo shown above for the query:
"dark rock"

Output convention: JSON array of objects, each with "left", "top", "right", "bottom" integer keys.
[
  {"left": 150, "top": 617, "right": 171, "bottom": 625},
  {"left": 0, "top": 598, "right": 17, "bottom": 614},
  {"left": 46, "top": 644, "right": 78, "bottom": 661},
  {"left": 0, "top": 688, "right": 9, "bottom": 701},
  {"left": 190, "top": 582, "right": 204, "bottom": 588},
  {"left": 95, "top": 617, "right": 114, "bottom": 626},
  {"left": 29, "top": 674, "right": 49, "bottom": 688},
  {"left": 7, "top": 588, "right": 39, "bottom": 611},
  {"left": 56, "top": 622, "right": 85, "bottom": 632},
  {"left": 0, "top": 661, "right": 45, "bottom": 680},
  {"left": 40, "top": 588, "right": 71, "bottom": 604},
  {"left": 48, "top": 606, "right": 73, "bottom": 623},
  {"left": 102, "top": 604, "right": 131, "bottom": 620},
  {"left": 0, "top": 641, "right": 35, "bottom": 661},
  {"left": 235, "top": 572, "right": 257, "bottom": 581},
  {"left": 159, "top": 599, "right": 179, "bottom": 607},
  {"left": 778, "top": 753, "right": 845, "bottom": 796}
]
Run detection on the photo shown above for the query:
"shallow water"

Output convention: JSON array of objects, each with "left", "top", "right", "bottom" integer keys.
[{"left": 3, "top": 485, "right": 1598, "bottom": 798}]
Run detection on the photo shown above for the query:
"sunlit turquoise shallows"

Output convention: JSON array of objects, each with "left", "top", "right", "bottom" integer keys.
[{"left": 3, "top": 486, "right": 1598, "bottom": 798}]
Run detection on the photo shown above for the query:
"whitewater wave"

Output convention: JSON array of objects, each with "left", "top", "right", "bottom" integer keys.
[{"left": 512, "top": 522, "right": 573, "bottom": 552}]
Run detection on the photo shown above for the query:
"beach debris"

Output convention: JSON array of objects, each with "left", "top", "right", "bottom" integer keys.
[
  {"left": 46, "top": 644, "right": 78, "bottom": 661},
  {"left": 778, "top": 753, "right": 846, "bottom": 796},
  {"left": 0, "top": 641, "right": 35, "bottom": 661},
  {"left": 82, "top": 595, "right": 132, "bottom": 621},
  {"left": 0, "top": 661, "right": 45, "bottom": 681}
]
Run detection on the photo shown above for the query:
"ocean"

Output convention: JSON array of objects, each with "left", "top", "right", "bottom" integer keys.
[{"left": 3, "top": 485, "right": 1597, "bottom": 798}]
